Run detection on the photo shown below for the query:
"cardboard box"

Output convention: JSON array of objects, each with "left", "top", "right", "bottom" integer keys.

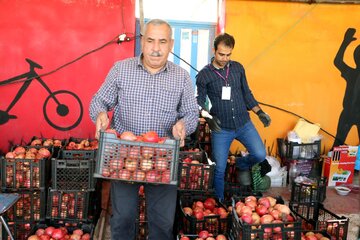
[{"left": 322, "top": 146, "right": 358, "bottom": 186}]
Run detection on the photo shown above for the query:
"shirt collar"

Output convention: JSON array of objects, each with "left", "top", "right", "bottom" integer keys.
[{"left": 209, "top": 57, "right": 231, "bottom": 71}]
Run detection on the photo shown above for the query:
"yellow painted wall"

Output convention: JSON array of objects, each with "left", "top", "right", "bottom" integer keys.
[{"left": 225, "top": 0, "right": 360, "bottom": 155}]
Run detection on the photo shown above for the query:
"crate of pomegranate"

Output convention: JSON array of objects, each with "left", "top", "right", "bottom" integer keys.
[
  {"left": 61, "top": 137, "right": 98, "bottom": 160},
  {"left": 178, "top": 193, "right": 231, "bottom": 235},
  {"left": 1, "top": 146, "right": 52, "bottom": 191},
  {"left": 4, "top": 190, "right": 46, "bottom": 222},
  {"left": 46, "top": 188, "right": 91, "bottom": 222},
  {"left": 28, "top": 222, "right": 94, "bottom": 240},
  {"left": 51, "top": 150, "right": 96, "bottom": 191},
  {"left": 290, "top": 177, "right": 327, "bottom": 203},
  {"left": 1, "top": 221, "right": 35, "bottom": 240},
  {"left": 178, "top": 149, "right": 215, "bottom": 191},
  {"left": 289, "top": 201, "right": 349, "bottom": 240},
  {"left": 229, "top": 195, "right": 302, "bottom": 240},
  {"left": 94, "top": 130, "right": 180, "bottom": 185}
]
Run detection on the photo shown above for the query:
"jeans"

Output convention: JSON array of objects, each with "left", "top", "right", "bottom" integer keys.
[
  {"left": 211, "top": 121, "right": 266, "bottom": 200},
  {"left": 110, "top": 181, "right": 177, "bottom": 240}
]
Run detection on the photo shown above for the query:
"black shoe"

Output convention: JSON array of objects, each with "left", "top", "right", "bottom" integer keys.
[{"left": 259, "top": 159, "right": 272, "bottom": 177}]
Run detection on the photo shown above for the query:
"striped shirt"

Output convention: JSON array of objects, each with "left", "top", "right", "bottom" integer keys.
[
  {"left": 196, "top": 60, "right": 259, "bottom": 129},
  {"left": 89, "top": 56, "right": 199, "bottom": 137}
]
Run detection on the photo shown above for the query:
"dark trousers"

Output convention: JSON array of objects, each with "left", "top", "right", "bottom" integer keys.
[{"left": 110, "top": 181, "right": 177, "bottom": 240}]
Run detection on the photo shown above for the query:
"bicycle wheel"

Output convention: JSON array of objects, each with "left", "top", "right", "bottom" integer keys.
[{"left": 43, "top": 90, "right": 83, "bottom": 131}]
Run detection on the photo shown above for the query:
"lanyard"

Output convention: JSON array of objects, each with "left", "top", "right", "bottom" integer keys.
[{"left": 211, "top": 64, "right": 230, "bottom": 86}]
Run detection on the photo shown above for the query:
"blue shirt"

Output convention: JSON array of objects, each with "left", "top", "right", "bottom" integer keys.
[
  {"left": 196, "top": 60, "right": 259, "bottom": 129},
  {"left": 89, "top": 56, "right": 199, "bottom": 137}
]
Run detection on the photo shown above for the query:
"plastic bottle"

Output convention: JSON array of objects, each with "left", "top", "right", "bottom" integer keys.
[{"left": 288, "top": 160, "right": 299, "bottom": 191}]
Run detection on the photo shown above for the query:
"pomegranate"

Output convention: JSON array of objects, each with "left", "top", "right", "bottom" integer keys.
[
  {"left": 145, "top": 170, "right": 160, "bottom": 182},
  {"left": 120, "top": 131, "right": 137, "bottom": 141},
  {"left": 142, "top": 131, "right": 160, "bottom": 143},
  {"left": 35, "top": 228, "right": 45, "bottom": 236},
  {"left": 155, "top": 157, "right": 168, "bottom": 171},
  {"left": 44, "top": 226, "right": 55, "bottom": 236},
  {"left": 140, "top": 158, "right": 153, "bottom": 171},
  {"left": 203, "top": 197, "right": 216, "bottom": 211},
  {"left": 27, "top": 236, "right": 40, "bottom": 240},
  {"left": 161, "top": 170, "right": 171, "bottom": 183},
  {"left": 125, "top": 159, "right": 137, "bottom": 171},
  {"left": 141, "top": 146, "right": 154, "bottom": 159},
  {"left": 51, "top": 228, "right": 64, "bottom": 239},
  {"left": 133, "top": 170, "right": 146, "bottom": 181}
]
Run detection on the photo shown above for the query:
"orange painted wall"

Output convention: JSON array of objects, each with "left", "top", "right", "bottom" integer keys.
[
  {"left": 0, "top": 0, "right": 135, "bottom": 153},
  {"left": 225, "top": 0, "right": 360, "bottom": 155}
]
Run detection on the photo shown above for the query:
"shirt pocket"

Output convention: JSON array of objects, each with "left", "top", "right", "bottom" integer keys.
[{"left": 157, "top": 87, "right": 181, "bottom": 131}]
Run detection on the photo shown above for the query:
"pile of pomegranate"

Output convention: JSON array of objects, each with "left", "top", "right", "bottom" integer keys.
[
  {"left": 301, "top": 231, "right": 330, "bottom": 240},
  {"left": 179, "top": 230, "right": 227, "bottom": 240},
  {"left": 27, "top": 226, "right": 90, "bottom": 240},
  {"left": 30, "top": 138, "right": 63, "bottom": 147},
  {"left": 182, "top": 196, "right": 230, "bottom": 234},
  {"left": 65, "top": 139, "right": 98, "bottom": 150},
  {"left": 233, "top": 196, "right": 297, "bottom": 239}
]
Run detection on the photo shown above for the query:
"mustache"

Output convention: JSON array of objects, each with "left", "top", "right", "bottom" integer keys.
[{"left": 150, "top": 51, "right": 162, "bottom": 57}]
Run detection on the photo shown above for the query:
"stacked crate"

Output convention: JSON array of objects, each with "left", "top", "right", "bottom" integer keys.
[
  {"left": 1, "top": 144, "right": 51, "bottom": 240},
  {"left": 277, "top": 138, "right": 322, "bottom": 180},
  {"left": 176, "top": 147, "right": 232, "bottom": 237},
  {"left": 197, "top": 118, "right": 212, "bottom": 158},
  {"left": 289, "top": 177, "right": 349, "bottom": 239},
  {"left": 46, "top": 138, "right": 97, "bottom": 226}
]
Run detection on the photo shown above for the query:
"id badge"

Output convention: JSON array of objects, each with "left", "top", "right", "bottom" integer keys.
[{"left": 222, "top": 86, "right": 231, "bottom": 100}]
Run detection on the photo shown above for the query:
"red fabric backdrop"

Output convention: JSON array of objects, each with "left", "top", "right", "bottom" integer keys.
[{"left": 0, "top": 0, "right": 135, "bottom": 153}]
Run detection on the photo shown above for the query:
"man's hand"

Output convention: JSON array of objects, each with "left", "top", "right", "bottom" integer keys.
[
  {"left": 201, "top": 110, "right": 221, "bottom": 132},
  {"left": 172, "top": 120, "right": 186, "bottom": 147},
  {"left": 256, "top": 110, "right": 271, "bottom": 127},
  {"left": 95, "top": 112, "right": 109, "bottom": 139}
]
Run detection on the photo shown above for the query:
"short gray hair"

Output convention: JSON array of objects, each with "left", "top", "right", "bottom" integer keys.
[{"left": 142, "top": 19, "right": 172, "bottom": 38}]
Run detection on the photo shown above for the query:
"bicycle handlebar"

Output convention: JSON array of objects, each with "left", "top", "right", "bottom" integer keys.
[{"left": 25, "top": 58, "right": 43, "bottom": 69}]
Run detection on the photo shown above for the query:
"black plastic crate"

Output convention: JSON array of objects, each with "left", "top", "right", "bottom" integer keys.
[
  {"left": 61, "top": 137, "right": 98, "bottom": 159},
  {"left": 178, "top": 156, "right": 215, "bottom": 191},
  {"left": 178, "top": 193, "right": 231, "bottom": 235},
  {"left": 1, "top": 157, "right": 49, "bottom": 191},
  {"left": 51, "top": 157, "right": 96, "bottom": 190},
  {"left": 4, "top": 190, "right": 46, "bottom": 222},
  {"left": 290, "top": 177, "right": 327, "bottom": 203},
  {"left": 277, "top": 138, "right": 321, "bottom": 160},
  {"left": 1, "top": 221, "right": 36, "bottom": 240},
  {"left": 29, "top": 222, "right": 94, "bottom": 239},
  {"left": 94, "top": 131, "right": 180, "bottom": 185},
  {"left": 229, "top": 196, "right": 301, "bottom": 240},
  {"left": 46, "top": 188, "right": 91, "bottom": 222},
  {"left": 223, "top": 183, "right": 262, "bottom": 203},
  {"left": 179, "top": 150, "right": 207, "bottom": 163},
  {"left": 289, "top": 201, "right": 349, "bottom": 240}
]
